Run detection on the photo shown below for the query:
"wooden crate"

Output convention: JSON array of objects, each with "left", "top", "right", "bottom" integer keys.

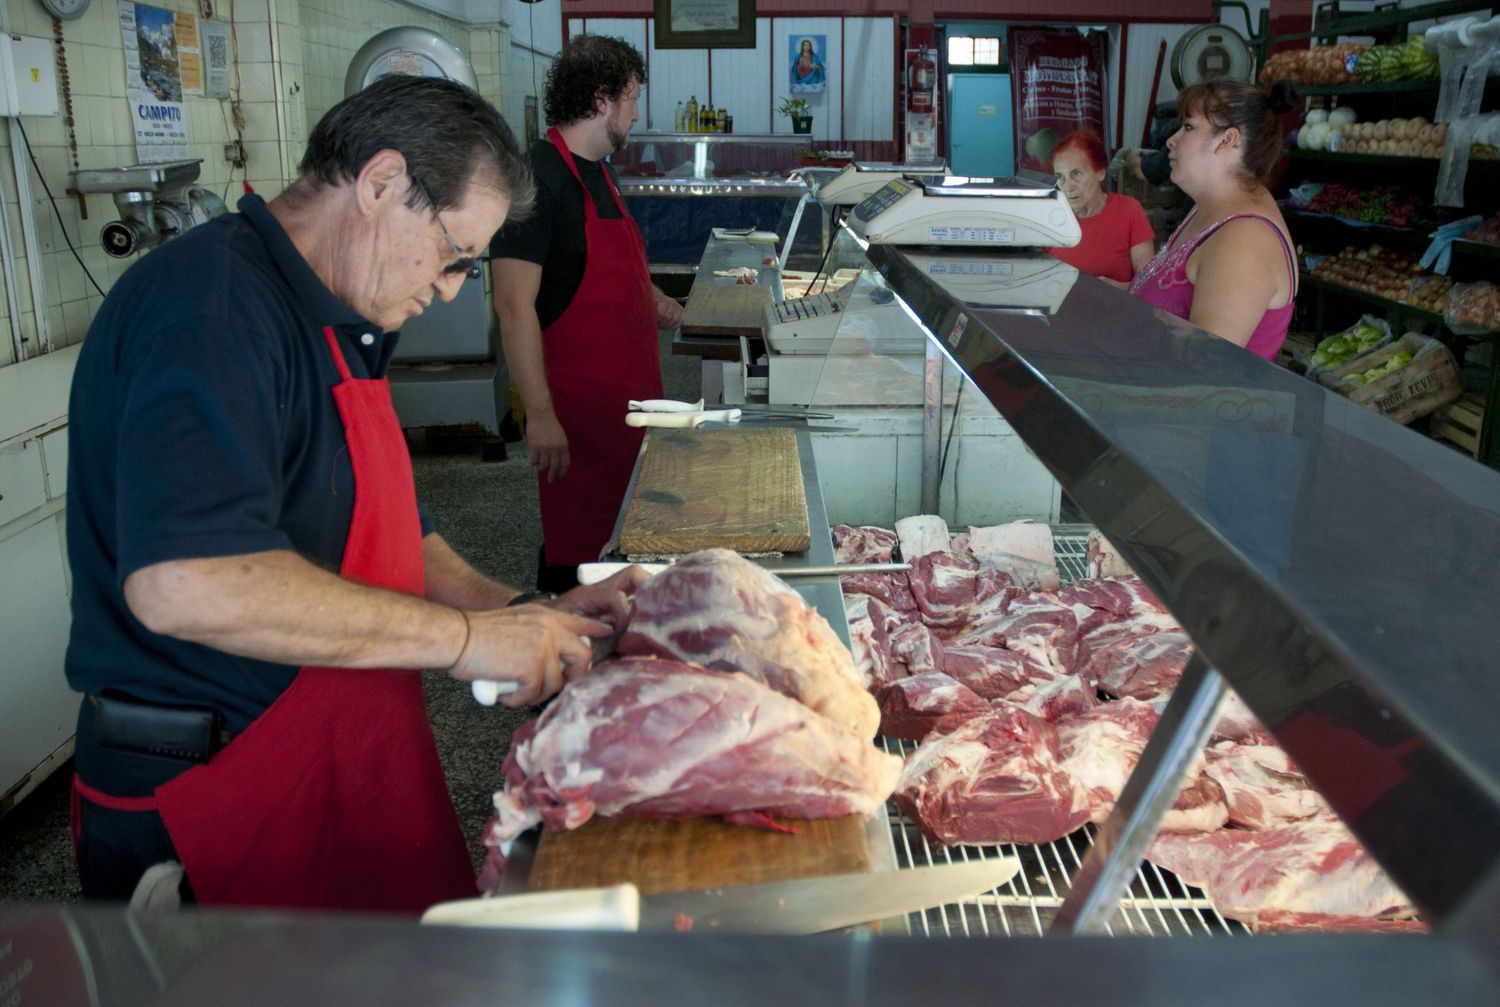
[
  {"left": 1318, "top": 333, "right": 1463, "bottom": 425},
  {"left": 1278, "top": 331, "right": 1317, "bottom": 374},
  {"left": 1430, "top": 392, "right": 1485, "bottom": 458}
]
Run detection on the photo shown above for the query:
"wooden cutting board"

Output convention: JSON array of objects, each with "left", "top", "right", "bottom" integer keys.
[
  {"left": 619, "top": 428, "right": 811, "bottom": 556},
  {"left": 528, "top": 815, "right": 872, "bottom": 895},
  {"left": 681, "top": 284, "right": 773, "bottom": 338}
]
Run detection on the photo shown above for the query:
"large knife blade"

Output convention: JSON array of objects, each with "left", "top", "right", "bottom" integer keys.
[{"left": 421, "top": 857, "right": 1019, "bottom": 934}]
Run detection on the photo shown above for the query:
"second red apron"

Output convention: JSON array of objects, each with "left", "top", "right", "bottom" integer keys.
[{"left": 536, "top": 127, "right": 663, "bottom": 567}]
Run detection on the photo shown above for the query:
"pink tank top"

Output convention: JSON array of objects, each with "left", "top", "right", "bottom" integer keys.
[{"left": 1127, "top": 210, "right": 1297, "bottom": 361}]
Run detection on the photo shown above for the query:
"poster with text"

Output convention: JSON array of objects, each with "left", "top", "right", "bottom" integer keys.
[
  {"left": 789, "top": 34, "right": 826, "bottom": 94},
  {"left": 1008, "top": 28, "right": 1108, "bottom": 174},
  {"left": 118, "top": 2, "right": 189, "bottom": 161}
]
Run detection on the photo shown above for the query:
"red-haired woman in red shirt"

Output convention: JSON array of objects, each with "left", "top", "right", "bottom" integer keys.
[{"left": 1044, "top": 131, "right": 1155, "bottom": 287}]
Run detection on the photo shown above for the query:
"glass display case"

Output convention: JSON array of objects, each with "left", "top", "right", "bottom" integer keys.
[
  {"left": 614, "top": 133, "right": 814, "bottom": 179},
  {"left": 867, "top": 240, "right": 1500, "bottom": 932}
]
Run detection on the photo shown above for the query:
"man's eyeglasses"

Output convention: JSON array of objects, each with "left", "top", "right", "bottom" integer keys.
[{"left": 410, "top": 175, "right": 483, "bottom": 281}]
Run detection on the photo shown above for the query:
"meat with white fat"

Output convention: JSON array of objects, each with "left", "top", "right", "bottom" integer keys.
[
  {"left": 832, "top": 524, "right": 899, "bottom": 564},
  {"left": 895, "top": 514, "right": 951, "bottom": 561},
  {"left": 1203, "top": 740, "right": 1327, "bottom": 830},
  {"left": 1085, "top": 530, "right": 1133, "bottom": 578},
  {"left": 961, "top": 520, "right": 1060, "bottom": 591},
  {"left": 1148, "top": 818, "right": 1418, "bottom": 928},
  {"left": 844, "top": 594, "right": 902, "bottom": 691},
  {"left": 483, "top": 657, "right": 903, "bottom": 886},
  {"left": 893, "top": 706, "right": 1092, "bottom": 846},
  {"left": 906, "top": 551, "right": 980, "bottom": 631},
  {"left": 876, "top": 672, "right": 990, "bottom": 741},
  {"left": 618, "top": 548, "right": 879, "bottom": 738},
  {"left": 1087, "top": 631, "right": 1193, "bottom": 697}
]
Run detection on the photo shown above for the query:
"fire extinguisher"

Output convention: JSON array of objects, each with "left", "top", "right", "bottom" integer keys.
[{"left": 907, "top": 49, "right": 936, "bottom": 113}]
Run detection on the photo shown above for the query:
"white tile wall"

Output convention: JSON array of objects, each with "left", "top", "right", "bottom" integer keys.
[{"left": 0, "top": 0, "right": 545, "bottom": 366}]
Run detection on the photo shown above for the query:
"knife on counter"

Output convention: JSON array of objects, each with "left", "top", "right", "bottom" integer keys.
[{"left": 421, "top": 857, "right": 1020, "bottom": 934}]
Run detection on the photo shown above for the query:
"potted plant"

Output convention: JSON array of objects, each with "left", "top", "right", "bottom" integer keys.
[{"left": 778, "top": 97, "right": 813, "bottom": 135}]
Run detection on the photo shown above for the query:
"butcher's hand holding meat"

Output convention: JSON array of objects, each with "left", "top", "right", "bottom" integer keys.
[{"left": 618, "top": 549, "right": 881, "bottom": 739}]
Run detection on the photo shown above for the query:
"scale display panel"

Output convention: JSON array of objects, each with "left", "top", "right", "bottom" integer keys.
[
  {"left": 847, "top": 175, "right": 1081, "bottom": 248},
  {"left": 900, "top": 251, "right": 1080, "bottom": 316},
  {"left": 816, "top": 161, "right": 947, "bottom": 207}
]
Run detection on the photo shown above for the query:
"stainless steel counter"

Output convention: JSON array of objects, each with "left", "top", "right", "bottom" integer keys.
[
  {"left": 3, "top": 902, "right": 1494, "bottom": 1007},
  {"left": 869, "top": 245, "right": 1500, "bottom": 926}
]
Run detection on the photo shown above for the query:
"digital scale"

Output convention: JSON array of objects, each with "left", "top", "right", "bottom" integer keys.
[
  {"left": 847, "top": 175, "right": 1081, "bottom": 248},
  {"left": 898, "top": 251, "right": 1080, "bottom": 316},
  {"left": 762, "top": 281, "right": 923, "bottom": 356},
  {"left": 815, "top": 161, "right": 948, "bottom": 208}
]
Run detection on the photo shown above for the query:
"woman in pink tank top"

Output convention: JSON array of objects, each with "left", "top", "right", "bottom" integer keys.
[{"left": 1128, "top": 80, "right": 1301, "bottom": 361}]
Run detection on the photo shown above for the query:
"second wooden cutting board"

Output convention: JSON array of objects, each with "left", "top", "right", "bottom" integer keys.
[{"left": 619, "top": 427, "right": 811, "bottom": 556}]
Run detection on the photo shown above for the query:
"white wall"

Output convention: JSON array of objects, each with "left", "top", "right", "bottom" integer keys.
[
  {"left": 0, "top": 0, "right": 547, "bottom": 372},
  {"left": 570, "top": 15, "right": 895, "bottom": 142}
]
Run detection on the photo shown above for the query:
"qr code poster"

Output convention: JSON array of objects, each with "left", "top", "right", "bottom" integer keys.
[{"left": 201, "top": 19, "right": 230, "bottom": 99}]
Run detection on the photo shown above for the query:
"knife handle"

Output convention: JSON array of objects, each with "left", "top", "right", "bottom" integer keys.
[
  {"left": 421, "top": 884, "right": 642, "bottom": 932},
  {"left": 470, "top": 679, "right": 520, "bottom": 706},
  {"left": 626, "top": 412, "right": 699, "bottom": 428},
  {"left": 628, "top": 398, "right": 704, "bottom": 413}
]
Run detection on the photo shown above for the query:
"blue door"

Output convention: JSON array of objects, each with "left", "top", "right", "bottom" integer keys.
[{"left": 948, "top": 74, "right": 1013, "bottom": 177}]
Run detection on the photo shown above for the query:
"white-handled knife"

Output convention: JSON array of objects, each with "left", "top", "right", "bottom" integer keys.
[
  {"left": 625, "top": 409, "right": 742, "bottom": 429},
  {"left": 421, "top": 857, "right": 1021, "bottom": 934},
  {"left": 628, "top": 398, "right": 705, "bottom": 412}
]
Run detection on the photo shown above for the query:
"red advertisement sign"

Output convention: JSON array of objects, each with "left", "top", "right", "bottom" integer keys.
[{"left": 1008, "top": 28, "right": 1109, "bottom": 173}]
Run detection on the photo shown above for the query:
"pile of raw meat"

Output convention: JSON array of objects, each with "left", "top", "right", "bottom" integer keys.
[
  {"left": 480, "top": 549, "right": 900, "bottom": 890},
  {"left": 837, "top": 516, "right": 1421, "bottom": 933}
]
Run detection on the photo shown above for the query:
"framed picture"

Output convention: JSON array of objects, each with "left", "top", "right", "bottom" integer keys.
[
  {"left": 789, "top": 34, "right": 827, "bottom": 94},
  {"left": 653, "top": 0, "right": 757, "bottom": 50}
]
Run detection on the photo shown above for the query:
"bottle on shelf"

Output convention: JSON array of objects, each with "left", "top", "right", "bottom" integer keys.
[
  {"left": 701, "top": 105, "right": 716, "bottom": 132},
  {"left": 687, "top": 96, "right": 699, "bottom": 133},
  {"left": 717, "top": 108, "right": 728, "bottom": 135},
  {"left": 674, "top": 101, "right": 686, "bottom": 132}
]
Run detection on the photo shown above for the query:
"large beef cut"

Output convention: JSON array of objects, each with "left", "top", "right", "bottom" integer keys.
[
  {"left": 906, "top": 551, "right": 980, "bottom": 631},
  {"left": 845, "top": 594, "right": 902, "bottom": 690},
  {"left": 483, "top": 657, "right": 903, "bottom": 885},
  {"left": 942, "top": 644, "right": 1037, "bottom": 700},
  {"left": 958, "top": 520, "right": 1061, "bottom": 591},
  {"left": 1147, "top": 818, "right": 1418, "bottom": 930},
  {"left": 876, "top": 672, "right": 990, "bottom": 741},
  {"left": 1087, "top": 631, "right": 1193, "bottom": 698},
  {"left": 893, "top": 707, "right": 1092, "bottom": 846},
  {"left": 895, "top": 514, "right": 951, "bottom": 560},
  {"left": 618, "top": 548, "right": 879, "bottom": 738},
  {"left": 832, "top": 524, "right": 898, "bottom": 564},
  {"left": 1203, "top": 741, "right": 1326, "bottom": 830},
  {"left": 1085, "top": 530, "right": 1132, "bottom": 578},
  {"left": 1056, "top": 699, "right": 1227, "bottom": 834},
  {"left": 955, "top": 594, "right": 1083, "bottom": 680}
]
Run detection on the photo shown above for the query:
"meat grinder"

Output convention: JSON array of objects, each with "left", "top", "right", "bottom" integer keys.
[{"left": 70, "top": 159, "right": 228, "bottom": 258}]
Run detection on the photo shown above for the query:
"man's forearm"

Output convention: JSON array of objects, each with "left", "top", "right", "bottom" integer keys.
[
  {"left": 423, "top": 533, "right": 519, "bottom": 610},
  {"left": 123, "top": 550, "right": 468, "bottom": 671}
]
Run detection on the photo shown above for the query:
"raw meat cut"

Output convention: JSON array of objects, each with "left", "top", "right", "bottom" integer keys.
[
  {"left": 1055, "top": 698, "right": 1226, "bottom": 834},
  {"left": 1248, "top": 912, "right": 1427, "bottom": 934},
  {"left": 960, "top": 520, "right": 1061, "bottom": 591},
  {"left": 906, "top": 551, "right": 980, "bottom": 631},
  {"left": 1147, "top": 818, "right": 1418, "bottom": 928},
  {"left": 971, "top": 568, "right": 1021, "bottom": 620},
  {"left": 942, "top": 644, "right": 1037, "bottom": 700},
  {"left": 889, "top": 620, "right": 945, "bottom": 676},
  {"left": 483, "top": 657, "right": 903, "bottom": 885},
  {"left": 1204, "top": 741, "right": 1326, "bottom": 830},
  {"left": 618, "top": 548, "right": 879, "bottom": 738},
  {"left": 844, "top": 594, "right": 901, "bottom": 691},
  {"left": 839, "top": 571, "right": 919, "bottom": 612},
  {"left": 895, "top": 514, "right": 951, "bottom": 560},
  {"left": 1085, "top": 530, "right": 1132, "bottom": 578},
  {"left": 956, "top": 595, "right": 1083, "bottom": 680},
  {"left": 1087, "top": 631, "right": 1193, "bottom": 697},
  {"left": 832, "top": 524, "right": 898, "bottom": 564},
  {"left": 1005, "top": 674, "right": 1099, "bottom": 722},
  {"left": 876, "top": 672, "right": 989, "bottom": 741},
  {"left": 893, "top": 707, "right": 1092, "bottom": 846}
]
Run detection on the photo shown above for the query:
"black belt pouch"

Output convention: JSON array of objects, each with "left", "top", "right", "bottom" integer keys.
[{"left": 89, "top": 692, "right": 223, "bottom": 764}]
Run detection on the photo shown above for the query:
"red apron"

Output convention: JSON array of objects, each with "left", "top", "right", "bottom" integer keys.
[
  {"left": 73, "top": 326, "right": 473, "bottom": 914},
  {"left": 537, "top": 127, "right": 663, "bottom": 566}
]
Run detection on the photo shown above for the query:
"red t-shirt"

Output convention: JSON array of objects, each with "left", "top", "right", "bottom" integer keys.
[{"left": 1046, "top": 193, "right": 1154, "bottom": 283}]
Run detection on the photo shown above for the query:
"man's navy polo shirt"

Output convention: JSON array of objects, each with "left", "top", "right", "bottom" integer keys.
[{"left": 65, "top": 195, "right": 435, "bottom": 734}]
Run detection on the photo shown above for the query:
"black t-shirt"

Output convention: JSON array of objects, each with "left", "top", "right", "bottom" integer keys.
[
  {"left": 489, "top": 138, "right": 625, "bottom": 328},
  {"left": 65, "top": 195, "right": 434, "bottom": 739}
]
